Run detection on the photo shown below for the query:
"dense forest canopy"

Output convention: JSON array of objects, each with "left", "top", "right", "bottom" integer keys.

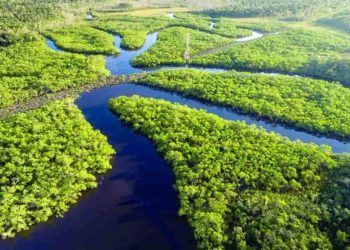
[
  {"left": 46, "top": 25, "right": 118, "bottom": 54},
  {"left": 0, "top": 0, "right": 137, "bottom": 46},
  {"left": 192, "top": 29, "right": 350, "bottom": 84},
  {"left": 0, "top": 38, "right": 108, "bottom": 108},
  {"left": 319, "top": 10, "right": 350, "bottom": 33},
  {"left": 0, "top": 100, "right": 114, "bottom": 238},
  {"left": 200, "top": 0, "right": 350, "bottom": 19},
  {"left": 132, "top": 26, "right": 234, "bottom": 67},
  {"left": 109, "top": 96, "right": 350, "bottom": 249},
  {"left": 1, "top": 0, "right": 350, "bottom": 248},
  {"left": 136, "top": 69, "right": 350, "bottom": 140}
]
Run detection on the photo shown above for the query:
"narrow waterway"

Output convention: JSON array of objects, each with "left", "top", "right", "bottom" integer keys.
[
  {"left": 46, "top": 38, "right": 62, "bottom": 52},
  {"left": 2, "top": 25, "right": 350, "bottom": 250},
  {"left": 236, "top": 30, "right": 264, "bottom": 42}
]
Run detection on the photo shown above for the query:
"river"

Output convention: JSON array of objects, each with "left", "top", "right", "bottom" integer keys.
[{"left": 2, "top": 25, "right": 349, "bottom": 250}]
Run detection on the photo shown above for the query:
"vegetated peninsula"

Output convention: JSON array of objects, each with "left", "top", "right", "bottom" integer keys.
[
  {"left": 109, "top": 95, "right": 349, "bottom": 249},
  {"left": 136, "top": 69, "right": 350, "bottom": 140}
]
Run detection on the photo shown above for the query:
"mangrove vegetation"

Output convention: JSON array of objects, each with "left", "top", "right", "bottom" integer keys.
[
  {"left": 136, "top": 69, "right": 350, "bottom": 140},
  {"left": 132, "top": 26, "right": 233, "bottom": 67},
  {"left": 0, "top": 99, "right": 115, "bottom": 238},
  {"left": 192, "top": 29, "right": 350, "bottom": 84},
  {"left": 109, "top": 95, "right": 349, "bottom": 249},
  {"left": 46, "top": 25, "right": 119, "bottom": 55},
  {"left": 0, "top": 38, "right": 109, "bottom": 108}
]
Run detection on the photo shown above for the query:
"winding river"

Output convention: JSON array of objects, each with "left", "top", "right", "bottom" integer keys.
[{"left": 2, "top": 26, "right": 350, "bottom": 250}]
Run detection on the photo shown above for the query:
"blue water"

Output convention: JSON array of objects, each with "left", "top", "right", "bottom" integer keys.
[
  {"left": 106, "top": 33, "right": 157, "bottom": 75},
  {"left": 46, "top": 38, "right": 62, "bottom": 52},
  {"left": 2, "top": 29, "right": 350, "bottom": 250},
  {"left": 81, "top": 84, "right": 350, "bottom": 153}
]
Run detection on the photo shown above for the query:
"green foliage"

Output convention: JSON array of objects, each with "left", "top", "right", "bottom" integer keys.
[
  {"left": 0, "top": 0, "right": 101, "bottom": 46},
  {"left": 229, "top": 191, "right": 332, "bottom": 249},
  {"left": 319, "top": 10, "right": 350, "bottom": 33},
  {"left": 0, "top": 39, "right": 109, "bottom": 108},
  {"left": 0, "top": 99, "right": 115, "bottom": 238},
  {"left": 91, "top": 21, "right": 148, "bottom": 50},
  {"left": 192, "top": 29, "right": 350, "bottom": 83},
  {"left": 210, "top": 19, "right": 252, "bottom": 38},
  {"left": 137, "top": 69, "right": 350, "bottom": 140},
  {"left": 232, "top": 21, "right": 284, "bottom": 32},
  {"left": 0, "top": 0, "right": 57, "bottom": 46},
  {"left": 116, "top": 2, "right": 133, "bottom": 11},
  {"left": 132, "top": 26, "right": 232, "bottom": 67},
  {"left": 171, "top": 13, "right": 251, "bottom": 38},
  {"left": 46, "top": 25, "right": 119, "bottom": 55},
  {"left": 200, "top": 0, "right": 350, "bottom": 19},
  {"left": 171, "top": 13, "right": 212, "bottom": 31},
  {"left": 300, "top": 54, "right": 350, "bottom": 84},
  {"left": 320, "top": 154, "right": 350, "bottom": 249},
  {"left": 91, "top": 13, "right": 252, "bottom": 50},
  {"left": 91, "top": 15, "right": 170, "bottom": 49},
  {"left": 109, "top": 95, "right": 343, "bottom": 249}
]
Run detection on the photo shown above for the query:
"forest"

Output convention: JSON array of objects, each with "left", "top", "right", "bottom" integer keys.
[
  {"left": 0, "top": 38, "right": 108, "bottom": 108},
  {"left": 90, "top": 13, "right": 252, "bottom": 50},
  {"left": 46, "top": 25, "right": 119, "bottom": 55},
  {"left": 0, "top": 0, "right": 64, "bottom": 46},
  {"left": 171, "top": 13, "right": 252, "bottom": 38},
  {"left": 1, "top": 0, "right": 350, "bottom": 248},
  {"left": 319, "top": 10, "right": 350, "bottom": 33},
  {"left": 91, "top": 15, "right": 170, "bottom": 49},
  {"left": 191, "top": 29, "right": 350, "bottom": 84},
  {"left": 132, "top": 26, "right": 234, "bottom": 67},
  {"left": 0, "top": 99, "right": 114, "bottom": 238},
  {"left": 136, "top": 69, "right": 350, "bottom": 140},
  {"left": 109, "top": 95, "right": 349, "bottom": 249},
  {"left": 229, "top": 21, "right": 283, "bottom": 33},
  {"left": 200, "top": 0, "right": 350, "bottom": 19}
]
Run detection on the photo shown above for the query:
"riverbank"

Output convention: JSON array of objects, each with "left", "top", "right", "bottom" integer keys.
[{"left": 0, "top": 74, "right": 143, "bottom": 119}]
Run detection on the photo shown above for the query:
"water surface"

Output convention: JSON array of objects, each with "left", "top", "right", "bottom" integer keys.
[
  {"left": 236, "top": 30, "right": 264, "bottom": 42},
  {"left": 46, "top": 38, "right": 62, "bottom": 52},
  {"left": 2, "top": 24, "right": 349, "bottom": 250}
]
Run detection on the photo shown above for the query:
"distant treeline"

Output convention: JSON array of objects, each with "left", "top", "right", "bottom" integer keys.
[
  {"left": 319, "top": 10, "right": 350, "bottom": 33},
  {"left": 198, "top": 0, "right": 350, "bottom": 19}
]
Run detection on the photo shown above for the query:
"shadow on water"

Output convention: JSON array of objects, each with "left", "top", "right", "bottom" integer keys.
[{"left": 3, "top": 27, "right": 350, "bottom": 250}]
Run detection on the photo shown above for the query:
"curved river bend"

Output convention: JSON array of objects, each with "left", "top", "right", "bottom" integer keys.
[{"left": 2, "top": 28, "right": 350, "bottom": 250}]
